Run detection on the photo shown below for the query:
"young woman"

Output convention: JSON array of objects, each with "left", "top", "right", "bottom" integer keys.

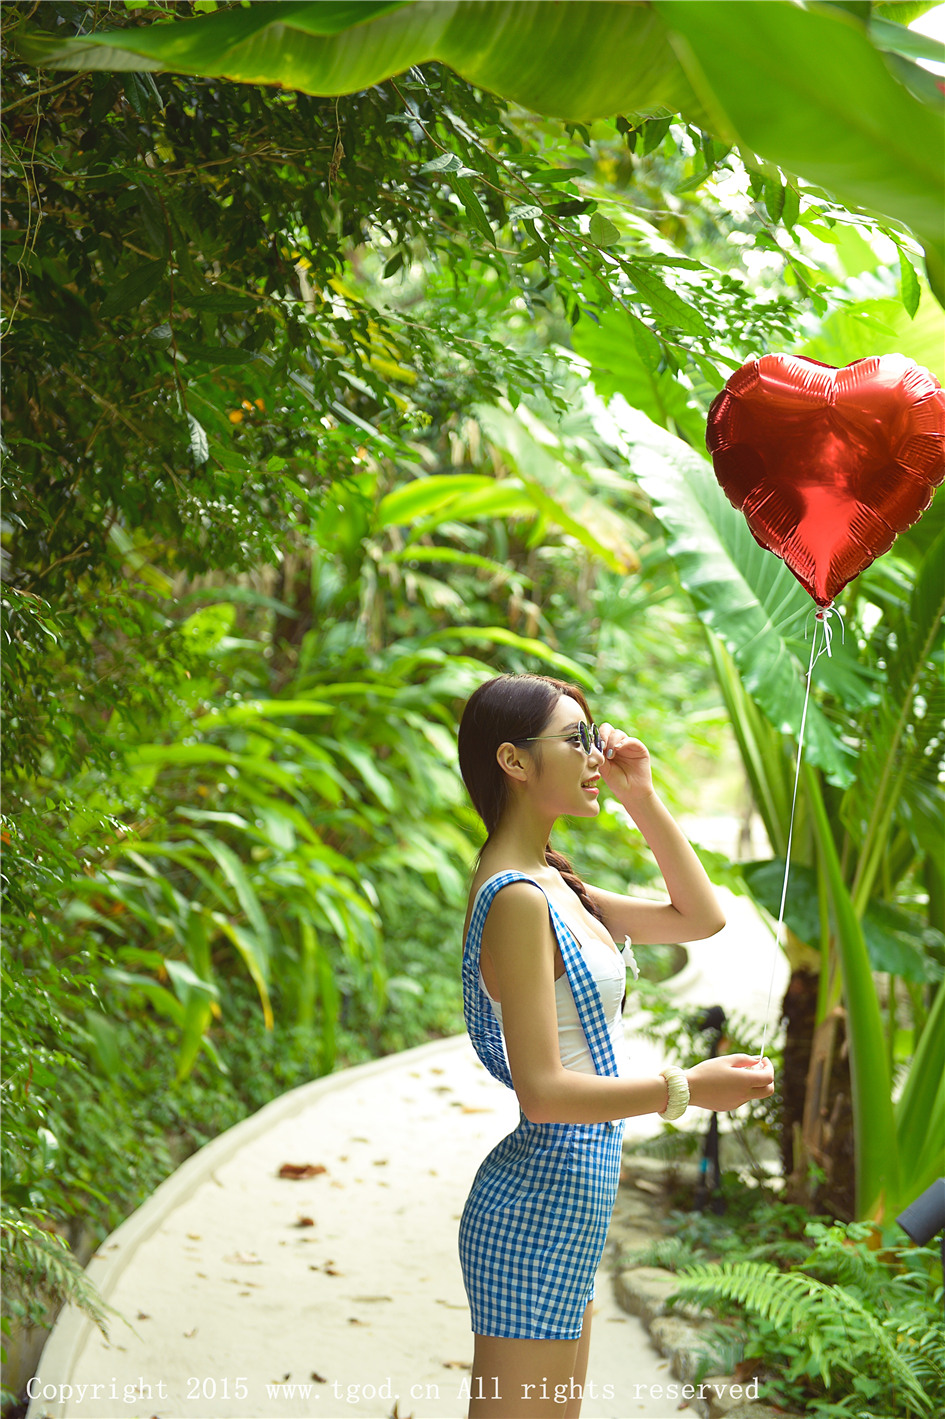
[{"left": 457, "top": 674, "right": 775, "bottom": 1418}]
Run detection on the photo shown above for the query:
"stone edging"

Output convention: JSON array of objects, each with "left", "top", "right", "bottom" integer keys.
[
  {"left": 614, "top": 1266, "right": 784, "bottom": 1419},
  {"left": 609, "top": 1159, "right": 803, "bottom": 1419}
]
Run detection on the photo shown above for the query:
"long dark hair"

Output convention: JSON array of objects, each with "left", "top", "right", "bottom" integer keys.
[{"left": 457, "top": 674, "right": 604, "bottom": 922}]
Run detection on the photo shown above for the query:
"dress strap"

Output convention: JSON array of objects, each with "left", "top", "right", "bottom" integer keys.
[{"left": 462, "top": 871, "right": 619, "bottom": 1089}]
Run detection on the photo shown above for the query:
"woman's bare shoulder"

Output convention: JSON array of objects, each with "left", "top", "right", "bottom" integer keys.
[
  {"left": 468, "top": 862, "right": 547, "bottom": 908},
  {"left": 463, "top": 868, "right": 550, "bottom": 942}
]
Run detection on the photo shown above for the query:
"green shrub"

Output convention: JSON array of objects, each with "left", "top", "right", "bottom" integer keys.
[{"left": 672, "top": 1216, "right": 945, "bottom": 1418}]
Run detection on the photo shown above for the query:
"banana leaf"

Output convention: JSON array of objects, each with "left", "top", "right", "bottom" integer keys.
[
  {"left": 18, "top": 0, "right": 944, "bottom": 299},
  {"left": 624, "top": 409, "right": 865, "bottom": 786},
  {"left": 804, "top": 764, "right": 900, "bottom": 1222}
]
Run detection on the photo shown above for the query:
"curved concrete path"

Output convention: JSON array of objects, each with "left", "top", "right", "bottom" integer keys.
[{"left": 26, "top": 889, "right": 785, "bottom": 1419}]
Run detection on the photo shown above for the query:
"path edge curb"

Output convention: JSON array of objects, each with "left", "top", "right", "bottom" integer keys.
[{"left": 26, "top": 1034, "right": 472, "bottom": 1419}]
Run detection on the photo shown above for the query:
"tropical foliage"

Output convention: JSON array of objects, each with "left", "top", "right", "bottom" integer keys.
[
  {"left": 629, "top": 1186, "right": 945, "bottom": 1419},
  {"left": 3, "top": 0, "right": 943, "bottom": 1403},
  {"left": 16, "top": 0, "right": 945, "bottom": 297},
  {"left": 606, "top": 400, "right": 944, "bottom": 1224},
  {"left": 674, "top": 1223, "right": 945, "bottom": 1417}
]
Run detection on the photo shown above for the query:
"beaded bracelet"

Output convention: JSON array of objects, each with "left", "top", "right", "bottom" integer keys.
[{"left": 658, "top": 1065, "right": 690, "bottom": 1121}]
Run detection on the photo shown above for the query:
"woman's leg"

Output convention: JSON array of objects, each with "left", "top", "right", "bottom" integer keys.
[
  {"left": 564, "top": 1300, "right": 593, "bottom": 1419},
  {"left": 468, "top": 1303, "right": 593, "bottom": 1419}
]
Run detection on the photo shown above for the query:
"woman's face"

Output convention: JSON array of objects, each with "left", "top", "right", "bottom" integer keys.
[{"left": 524, "top": 694, "right": 605, "bottom": 820}]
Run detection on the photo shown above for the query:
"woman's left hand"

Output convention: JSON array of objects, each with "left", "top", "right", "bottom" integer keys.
[{"left": 598, "top": 724, "right": 654, "bottom": 803}]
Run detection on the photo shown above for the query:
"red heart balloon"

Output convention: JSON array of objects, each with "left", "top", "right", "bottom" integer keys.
[{"left": 705, "top": 353, "right": 945, "bottom": 606}]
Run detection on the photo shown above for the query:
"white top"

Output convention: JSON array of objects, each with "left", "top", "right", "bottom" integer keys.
[{"left": 477, "top": 908, "right": 635, "bottom": 1078}]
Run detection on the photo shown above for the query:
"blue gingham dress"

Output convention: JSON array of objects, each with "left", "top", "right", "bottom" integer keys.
[{"left": 458, "top": 871, "right": 626, "bottom": 1339}]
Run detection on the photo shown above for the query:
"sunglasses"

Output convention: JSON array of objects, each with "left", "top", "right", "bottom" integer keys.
[{"left": 518, "top": 722, "right": 603, "bottom": 755}]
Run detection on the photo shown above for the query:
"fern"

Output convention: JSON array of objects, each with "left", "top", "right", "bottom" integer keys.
[
  {"left": 1, "top": 1207, "right": 116, "bottom": 1337},
  {"left": 672, "top": 1259, "right": 933, "bottom": 1415},
  {"left": 619, "top": 1235, "right": 702, "bottom": 1272},
  {"left": 802, "top": 1220, "right": 893, "bottom": 1305},
  {"left": 886, "top": 1300, "right": 945, "bottom": 1404}
]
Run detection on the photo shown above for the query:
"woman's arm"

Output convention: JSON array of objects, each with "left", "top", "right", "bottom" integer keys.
[
  {"left": 483, "top": 882, "right": 771, "bottom": 1126},
  {"left": 587, "top": 726, "right": 726, "bottom": 946}
]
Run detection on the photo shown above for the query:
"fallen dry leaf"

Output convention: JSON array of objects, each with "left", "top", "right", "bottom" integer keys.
[
  {"left": 311, "top": 1372, "right": 327, "bottom": 1384},
  {"left": 442, "top": 1360, "right": 471, "bottom": 1371},
  {"left": 293, "top": 1216, "right": 315, "bottom": 1228},
  {"left": 278, "top": 1162, "right": 327, "bottom": 1180},
  {"left": 136, "top": 1312, "right": 150, "bottom": 1321},
  {"left": 186, "top": 1233, "right": 201, "bottom": 1240}
]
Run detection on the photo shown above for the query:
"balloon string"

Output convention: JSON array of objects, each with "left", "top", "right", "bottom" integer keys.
[{"left": 755, "top": 606, "right": 838, "bottom": 1064}]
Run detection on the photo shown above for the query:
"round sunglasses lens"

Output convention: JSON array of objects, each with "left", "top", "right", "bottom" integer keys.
[{"left": 579, "top": 722, "right": 599, "bottom": 754}]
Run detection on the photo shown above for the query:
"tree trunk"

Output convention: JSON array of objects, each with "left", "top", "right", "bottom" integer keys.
[
  {"left": 779, "top": 968, "right": 818, "bottom": 1183},
  {"left": 781, "top": 970, "right": 856, "bottom": 1219}
]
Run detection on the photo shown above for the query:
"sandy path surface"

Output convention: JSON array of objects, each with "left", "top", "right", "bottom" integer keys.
[{"left": 27, "top": 890, "right": 784, "bottom": 1419}]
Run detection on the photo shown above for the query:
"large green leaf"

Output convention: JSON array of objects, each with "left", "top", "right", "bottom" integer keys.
[
  {"left": 127, "top": 742, "right": 300, "bottom": 794},
  {"left": 652, "top": 0, "right": 944, "bottom": 300},
  {"left": 210, "top": 914, "right": 274, "bottom": 1028},
  {"left": 804, "top": 765, "right": 900, "bottom": 1222},
  {"left": 845, "top": 527, "right": 945, "bottom": 912},
  {"left": 378, "top": 446, "right": 638, "bottom": 572},
  {"left": 895, "top": 979, "right": 945, "bottom": 1199},
  {"left": 376, "top": 474, "right": 502, "bottom": 526},
  {"left": 191, "top": 830, "right": 274, "bottom": 958},
  {"left": 384, "top": 546, "right": 530, "bottom": 582},
  {"left": 15, "top": 1, "right": 698, "bottom": 123},
  {"left": 571, "top": 308, "right": 707, "bottom": 447},
  {"left": 744, "top": 859, "right": 944, "bottom": 983},
  {"left": 801, "top": 292, "right": 945, "bottom": 382},
  {"left": 703, "top": 630, "right": 794, "bottom": 856},
  {"left": 192, "top": 698, "right": 333, "bottom": 730},
  {"left": 474, "top": 404, "right": 640, "bottom": 573},
  {"left": 423, "top": 626, "right": 598, "bottom": 690},
  {"left": 103, "top": 968, "right": 185, "bottom": 1027},
  {"left": 18, "top": 0, "right": 943, "bottom": 299},
  {"left": 620, "top": 409, "right": 859, "bottom": 785}
]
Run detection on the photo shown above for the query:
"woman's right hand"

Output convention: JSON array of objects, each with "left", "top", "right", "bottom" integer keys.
[{"left": 685, "top": 1054, "right": 775, "bottom": 1112}]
